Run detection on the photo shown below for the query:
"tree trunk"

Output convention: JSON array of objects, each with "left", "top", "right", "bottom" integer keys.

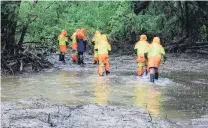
[
  {"left": 1, "top": 1, "right": 21, "bottom": 53},
  {"left": 131, "top": 1, "right": 150, "bottom": 15},
  {"left": 18, "top": 25, "right": 28, "bottom": 47},
  {"left": 178, "top": 1, "right": 184, "bottom": 35},
  {"left": 184, "top": 2, "right": 190, "bottom": 37}
]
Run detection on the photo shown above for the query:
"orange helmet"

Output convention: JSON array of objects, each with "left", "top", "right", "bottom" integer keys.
[
  {"left": 76, "top": 29, "right": 80, "bottom": 33},
  {"left": 152, "top": 37, "right": 160, "bottom": 44},
  {"left": 139, "top": 34, "right": 147, "bottom": 41},
  {"left": 81, "top": 28, "right": 86, "bottom": 34},
  {"left": 61, "top": 29, "right": 67, "bottom": 36}
]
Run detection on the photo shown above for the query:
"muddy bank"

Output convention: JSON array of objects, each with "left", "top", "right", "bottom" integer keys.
[
  {"left": 2, "top": 52, "right": 207, "bottom": 77},
  {"left": 45, "top": 53, "right": 208, "bottom": 74},
  {"left": 1, "top": 98, "right": 181, "bottom": 128}
]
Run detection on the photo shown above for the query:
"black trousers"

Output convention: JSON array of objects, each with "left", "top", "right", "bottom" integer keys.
[{"left": 78, "top": 52, "right": 84, "bottom": 64}]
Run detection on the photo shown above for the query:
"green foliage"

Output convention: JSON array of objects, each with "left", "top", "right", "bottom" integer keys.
[
  {"left": 16, "top": 1, "right": 207, "bottom": 52},
  {"left": 17, "top": 1, "right": 134, "bottom": 49}
]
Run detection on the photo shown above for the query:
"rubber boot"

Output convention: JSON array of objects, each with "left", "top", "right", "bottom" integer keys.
[
  {"left": 81, "top": 60, "right": 86, "bottom": 65},
  {"left": 72, "top": 60, "right": 76, "bottom": 64},
  {"left": 59, "top": 54, "right": 62, "bottom": 61},
  {"left": 78, "top": 58, "right": 81, "bottom": 65},
  {"left": 145, "top": 69, "right": 148, "bottom": 76},
  {"left": 137, "top": 67, "right": 143, "bottom": 76},
  {"left": 61, "top": 54, "right": 64, "bottom": 61},
  {"left": 62, "top": 54, "right": 66, "bottom": 63},
  {"left": 155, "top": 72, "right": 159, "bottom": 80},
  {"left": 106, "top": 70, "right": 110, "bottom": 75},
  {"left": 81, "top": 60, "right": 85, "bottom": 66},
  {"left": 99, "top": 72, "right": 104, "bottom": 76},
  {"left": 80, "top": 55, "right": 85, "bottom": 65},
  {"left": 150, "top": 74, "right": 155, "bottom": 83}
]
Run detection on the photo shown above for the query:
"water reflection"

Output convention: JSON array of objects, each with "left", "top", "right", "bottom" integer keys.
[
  {"left": 59, "top": 71, "right": 68, "bottom": 86},
  {"left": 1, "top": 70, "right": 208, "bottom": 122},
  {"left": 57, "top": 71, "right": 85, "bottom": 104},
  {"left": 94, "top": 77, "right": 109, "bottom": 105},
  {"left": 134, "top": 85, "right": 162, "bottom": 117}
]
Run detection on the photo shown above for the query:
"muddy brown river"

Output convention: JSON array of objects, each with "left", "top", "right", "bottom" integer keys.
[
  {"left": 1, "top": 54, "right": 208, "bottom": 127},
  {"left": 1, "top": 70, "right": 208, "bottom": 126}
]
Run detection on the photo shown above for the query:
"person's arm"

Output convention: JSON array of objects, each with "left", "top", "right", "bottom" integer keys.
[
  {"left": 144, "top": 52, "right": 148, "bottom": 60},
  {"left": 134, "top": 43, "right": 138, "bottom": 55},
  {"left": 92, "top": 36, "right": 95, "bottom": 45},
  {"left": 65, "top": 37, "right": 69, "bottom": 47},
  {"left": 107, "top": 42, "right": 112, "bottom": 52},
  {"left": 144, "top": 45, "right": 150, "bottom": 60},
  {"left": 95, "top": 44, "right": 98, "bottom": 51},
  {"left": 92, "top": 41, "right": 95, "bottom": 45},
  {"left": 84, "top": 40, "right": 88, "bottom": 51},
  {"left": 162, "top": 54, "right": 167, "bottom": 62},
  {"left": 161, "top": 46, "right": 167, "bottom": 63},
  {"left": 57, "top": 36, "right": 60, "bottom": 46},
  {"left": 135, "top": 49, "right": 137, "bottom": 55}
]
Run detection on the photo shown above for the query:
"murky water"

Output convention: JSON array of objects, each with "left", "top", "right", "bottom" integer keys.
[{"left": 1, "top": 70, "right": 208, "bottom": 124}]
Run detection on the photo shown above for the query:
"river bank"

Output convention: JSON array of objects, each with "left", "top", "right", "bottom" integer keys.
[
  {"left": 2, "top": 53, "right": 208, "bottom": 77},
  {"left": 1, "top": 98, "right": 181, "bottom": 128},
  {"left": 45, "top": 52, "right": 208, "bottom": 74}
]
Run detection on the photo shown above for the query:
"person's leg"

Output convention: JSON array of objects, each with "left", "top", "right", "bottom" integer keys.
[
  {"left": 93, "top": 49, "right": 98, "bottom": 64},
  {"left": 137, "top": 62, "right": 145, "bottom": 76},
  {"left": 80, "top": 52, "right": 85, "bottom": 64},
  {"left": 98, "top": 64, "right": 104, "bottom": 76},
  {"left": 145, "top": 62, "right": 149, "bottom": 76},
  {"left": 59, "top": 45, "right": 66, "bottom": 63},
  {"left": 78, "top": 52, "right": 81, "bottom": 65},
  {"left": 149, "top": 67, "right": 155, "bottom": 83},
  {"left": 59, "top": 45, "right": 63, "bottom": 61},
  {"left": 98, "top": 55, "right": 104, "bottom": 76},
  {"left": 59, "top": 52, "right": 62, "bottom": 61},
  {"left": 154, "top": 57, "right": 161, "bottom": 80},
  {"left": 105, "top": 61, "right": 110, "bottom": 75},
  {"left": 72, "top": 50, "right": 78, "bottom": 63},
  {"left": 155, "top": 67, "right": 159, "bottom": 80},
  {"left": 137, "top": 66, "right": 143, "bottom": 76},
  {"left": 61, "top": 52, "right": 66, "bottom": 63},
  {"left": 72, "top": 54, "right": 77, "bottom": 62}
]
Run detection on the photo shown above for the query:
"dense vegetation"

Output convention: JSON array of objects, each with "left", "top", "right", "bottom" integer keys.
[{"left": 1, "top": 1, "right": 208, "bottom": 74}]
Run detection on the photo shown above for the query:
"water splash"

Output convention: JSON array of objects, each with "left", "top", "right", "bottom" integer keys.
[{"left": 136, "top": 74, "right": 174, "bottom": 86}]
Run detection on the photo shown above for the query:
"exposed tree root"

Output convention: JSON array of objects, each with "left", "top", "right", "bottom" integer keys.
[{"left": 1, "top": 45, "right": 53, "bottom": 76}]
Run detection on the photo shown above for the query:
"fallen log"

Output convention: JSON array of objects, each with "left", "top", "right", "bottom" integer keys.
[
  {"left": 1, "top": 48, "right": 53, "bottom": 76},
  {"left": 165, "top": 40, "right": 208, "bottom": 53},
  {"left": 186, "top": 49, "right": 208, "bottom": 54}
]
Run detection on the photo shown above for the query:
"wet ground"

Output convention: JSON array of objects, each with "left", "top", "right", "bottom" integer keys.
[{"left": 1, "top": 53, "right": 208, "bottom": 127}]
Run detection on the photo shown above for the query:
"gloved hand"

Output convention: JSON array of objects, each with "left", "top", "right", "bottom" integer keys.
[
  {"left": 144, "top": 53, "right": 148, "bottom": 60},
  {"left": 162, "top": 54, "right": 167, "bottom": 64},
  {"left": 92, "top": 41, "right": 95, "bottom": 45},
  {"left": 108, "top": 50, "right": 111, "bottom": 55},
  {"left": 134, "top": 49, "right": 137, "bottom": 55},
  {"left": 95, "top": 49, "right": 98, "bottom": 51},
  {"left": 66, "top": 41, "right": 69, "bottom": 46}
]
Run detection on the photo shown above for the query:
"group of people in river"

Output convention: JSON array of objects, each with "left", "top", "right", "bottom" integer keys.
[{"left": 58, "top": 29, "right": 166, "bottom": 83}]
